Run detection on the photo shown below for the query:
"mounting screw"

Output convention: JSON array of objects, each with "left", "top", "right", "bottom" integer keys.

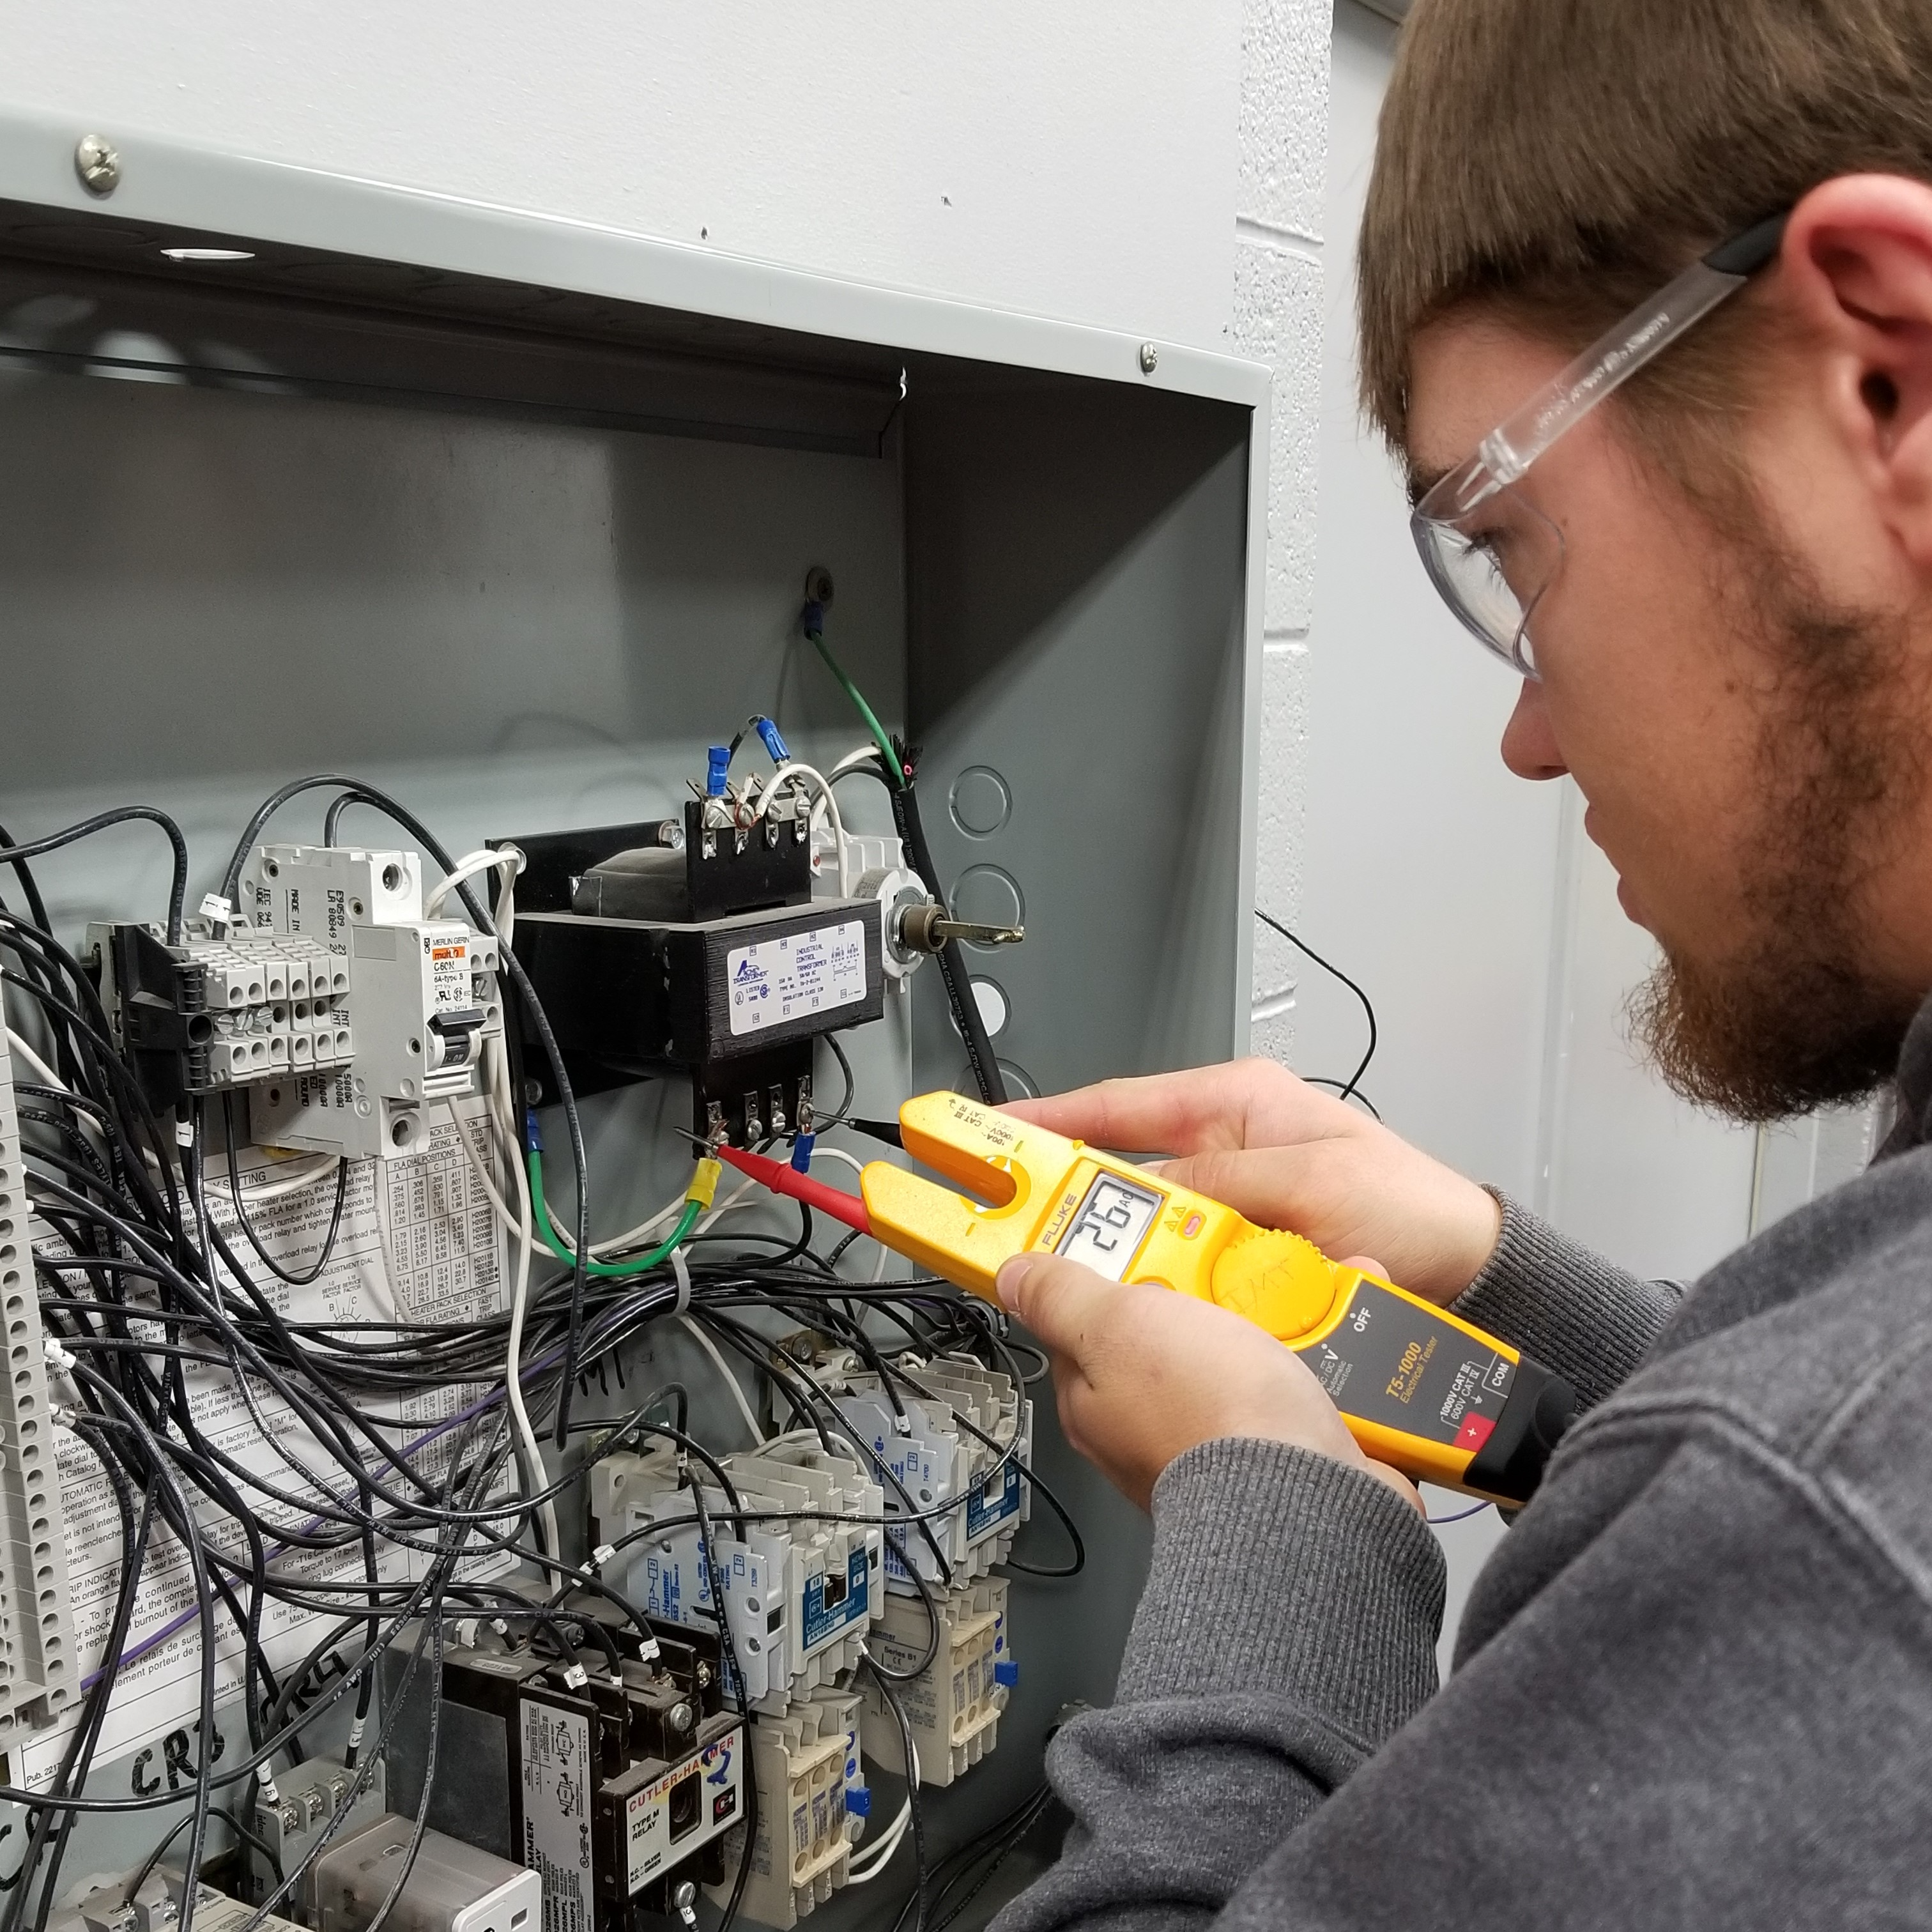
[
  {"left": 668, "top": 1699, "right": 694, "bottom": 1733},
  {"left": 1138, "top": 341, "right": 1159, "bottom": 376},
  {"left": 804, "top": 565, "right": 834, "bottom": 606},
  {"left": 74, "top": 135, "right": 119, "bottom": 196}
]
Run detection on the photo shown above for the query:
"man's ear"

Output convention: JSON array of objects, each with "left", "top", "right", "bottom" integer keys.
[{"left": 1782, "top": 175, "right": 1932, "bottom": 568}]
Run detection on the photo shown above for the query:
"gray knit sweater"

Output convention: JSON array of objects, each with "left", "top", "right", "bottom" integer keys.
[{"left": 996, "top": 1018, "right": 1932, "bottom": 1930}]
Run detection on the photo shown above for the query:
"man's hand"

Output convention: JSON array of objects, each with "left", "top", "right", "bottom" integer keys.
[
  {"left": 1006, "top": 1057, "right": 1501, "bottom": 1305},
  {"left": 997, "top": 1248, "right": 1420, "bottom": 1515}
]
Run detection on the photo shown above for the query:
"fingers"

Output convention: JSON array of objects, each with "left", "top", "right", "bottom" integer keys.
[
  {"left": 994, "top": 1249, "right": 1119, "bottom": 1356},
  {"left": 1154, "top": 1142, "right": 1342, "bottom": 1234},
  {"left": 999, "top": 1059, "right": 1300, "bottom": 1156}
]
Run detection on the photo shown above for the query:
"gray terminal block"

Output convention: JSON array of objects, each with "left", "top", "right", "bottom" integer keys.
[
  {"left": 252, "top": 1757, "right": 390, "bottom": 1907},
  {"left": 302, "top": 1816, "right": 540, "bottom": 1932}
]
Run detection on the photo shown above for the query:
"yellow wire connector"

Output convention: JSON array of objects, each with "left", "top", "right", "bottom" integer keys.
[{"left": 686, "top": 1157, "right": 724, "bottom": 1211}]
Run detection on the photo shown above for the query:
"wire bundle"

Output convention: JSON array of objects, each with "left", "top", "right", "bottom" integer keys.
[{"left": 0, "top": 783, "right": 1075, "bottom": 1932}]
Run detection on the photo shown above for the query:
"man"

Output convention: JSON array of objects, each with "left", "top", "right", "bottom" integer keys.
[{"left": 993, "top": 0, "right": 1932, "bottom": 1924}]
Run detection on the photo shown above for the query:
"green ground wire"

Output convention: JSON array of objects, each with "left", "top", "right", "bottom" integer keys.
[
  {"left": 528, "top": 1153, "right": 703, "bottom": 1276},
  {"left": 807, "top": 622, "right": 904, "bottom": 788}
]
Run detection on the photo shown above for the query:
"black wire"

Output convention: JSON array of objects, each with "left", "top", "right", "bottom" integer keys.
[
  {"left": 1300, "top": 1076, "right": 1381, "bottom": 1121},
  {"left": 819, "top": 1030, "right": 857, "bottom": 1130},
  {"left": 889, "top": 758, "right": 1006, "bottom": 1106},
  {"left": 1254, "top": 907, "right": 1377, "bottom": 1102},
  {"left": 0, "top": 808, "right": 188, "bottom": 944},
  {"left": 220, "top": 1095, "right": 351, "bottom": 1287}
]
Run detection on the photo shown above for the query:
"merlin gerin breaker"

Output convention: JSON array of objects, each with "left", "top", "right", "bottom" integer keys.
[{"left": 717, "top": 1092, "right": 1575, "bottom": 1505}]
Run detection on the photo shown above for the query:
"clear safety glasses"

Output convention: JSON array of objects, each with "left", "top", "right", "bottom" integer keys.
[{"left": 1410, "top": 211, "right": 1790, "bottom": 677}]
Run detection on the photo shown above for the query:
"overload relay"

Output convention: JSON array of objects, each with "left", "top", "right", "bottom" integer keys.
[{"left": 499, "top": 805, "right": 885, "bottom": 1145}]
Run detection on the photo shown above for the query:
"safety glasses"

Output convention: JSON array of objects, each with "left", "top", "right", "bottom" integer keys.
[{"left": 1410, "top": 211, "right": 1790, "bottom": 677}]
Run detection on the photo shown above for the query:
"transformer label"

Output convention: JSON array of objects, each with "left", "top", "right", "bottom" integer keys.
[
  {"left": 965, "top": 1459, "right": 1023, "bottom": 1543},
  {"left": 623, "top": 1726, "right": 744, "bottom": 1891},
  {"left": 726, "top": 920, "right": 866, "bottom": 1036},
  {"left": 519, "top": 1698, "right": 595, "bottom": 1932},
  {"left": 1294, "top": 1280, "right": 1515, "bottom": 1451},
  {"left": 801, "top": 1547, "right": 870, "bottom": 1652}
]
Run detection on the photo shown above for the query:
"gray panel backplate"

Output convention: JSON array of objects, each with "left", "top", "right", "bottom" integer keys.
[{"left": 0, "top": 130, "right": 1262, "bottom": 1927}]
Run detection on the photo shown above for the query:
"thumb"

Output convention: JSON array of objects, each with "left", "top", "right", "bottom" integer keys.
[
  {"left": 1338, "top": 1253, "right": 1390, "bottom": 1280},
  {"left": 995, "top": 1249, "right": 1116, "bottom": 1354}
]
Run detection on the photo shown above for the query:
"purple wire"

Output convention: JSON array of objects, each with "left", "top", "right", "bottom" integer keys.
[{"left": 1427, "top": 1500, "right": 1492, "bottom": 1526}]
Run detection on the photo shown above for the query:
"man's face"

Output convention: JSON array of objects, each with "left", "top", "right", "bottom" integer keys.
[{"left": 1407, "top": 308, "right": 1929, "bottom": 1117}]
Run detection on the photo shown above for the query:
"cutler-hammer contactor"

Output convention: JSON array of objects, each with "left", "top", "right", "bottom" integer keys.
[{"left": 238, "top": 843, "right": 504, "bottom": 1159}]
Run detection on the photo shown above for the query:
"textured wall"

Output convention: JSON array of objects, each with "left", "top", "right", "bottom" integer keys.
[
  {"left": 1234, "top": 0, "right": 1334, "bottom": 1062},
  {"left": 0, "top": 2, "right": 1243, "bottom": 352}
]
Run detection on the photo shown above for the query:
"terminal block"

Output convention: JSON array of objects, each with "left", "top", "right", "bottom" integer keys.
[
  {"left": 92, "top": 923, "right": 353, "bottom": 1114},
  {"left": 50, "top": 1874, "right": 306, "bottom": 1932},
  {"left": 250, "top": 1757, "right": 389, "bottom": 1908},
  {"left": 0, "top": 1030, "right": 78, "bottom": 1744},
  {"left": 590, "top": 1439, "right": 880, "bottom": 1718},
  {"left": 705, "top": 1693, "right": 864, "bottom": 1931},
  {"left": 236, "top": 845, "right": 503, "bottom": 1160},
  {"left": 859, "top": 1579, "right": 1015, "bottom": 1788}
]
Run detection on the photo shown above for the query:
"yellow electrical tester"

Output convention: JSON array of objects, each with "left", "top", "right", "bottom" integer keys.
[{"left": 861, "top": 1092, "right": 1575, "bottom": 1505}]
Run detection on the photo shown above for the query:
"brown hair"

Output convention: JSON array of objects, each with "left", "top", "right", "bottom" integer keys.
[{"left": 1358, "top": 0, "right": 1932, "bottom": 452}]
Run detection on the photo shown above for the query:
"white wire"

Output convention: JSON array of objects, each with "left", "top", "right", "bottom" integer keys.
[
  {"left": 4, "top": 1027, "right": 66, "bottom": 1093},
  {"left": 808, "top": 1145, "right": 868, "bottom": 1183},
  {"left": 829, "top": 743, "right": 888, "bottom": 779},
  {"left": 678, "top": 1314, "right": 764, "bottom": 1443},
  {"left": 845, "top": 1800, "right": 912, "bottom": 1882},
  {"left": 448, "top": 857, "right": 556, "bottom": 1559},
  {"left": 237, "top": 1154, "right": 342, "bottom": 1202},
  {"left": 486, "top": 1043, "right": 560, "bottom": 1559},
  {"left": 763, "top": 761, "right": 851, "bottom": 894},
  {"left": 424, "top": 846, "right": 525, "bottom": 925}
]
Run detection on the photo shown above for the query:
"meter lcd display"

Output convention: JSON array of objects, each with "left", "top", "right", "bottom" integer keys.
[{"left": 1055, "top": 1172, "right": 1164, "bottom": 1280}]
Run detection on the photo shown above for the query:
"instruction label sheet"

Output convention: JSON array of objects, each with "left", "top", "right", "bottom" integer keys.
[{"left": 19, "top": 1100, "right": 511, "bottom": 1793}]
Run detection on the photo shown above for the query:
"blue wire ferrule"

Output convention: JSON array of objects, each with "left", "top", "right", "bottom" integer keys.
[
  {"left": 705, "top": 746, "right": 732, "bottom": 797},
  {"left": 790, "top": 1131, "right": 816, "bottom": 1174},
  {"left": 755, "top": 717, "right": 790, "bottom": 763},
  {"left": 845, "top": 1784, "right": 871, "bottom": 1818},
  {"left": 801, "top": 599, "right": 824, "bottom": 639},
  {"left": 524, "top": 1108, "right": 544, "bottom": 1154}
]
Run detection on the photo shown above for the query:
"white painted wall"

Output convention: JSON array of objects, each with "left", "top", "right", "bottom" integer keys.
[{"left": 0, "top": 2, "right": 1244, "bottom": 352}]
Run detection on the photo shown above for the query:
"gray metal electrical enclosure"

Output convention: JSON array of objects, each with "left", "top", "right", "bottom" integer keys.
[{"left": 0, "top": 106, "right": 1266, "bottom": 1920}]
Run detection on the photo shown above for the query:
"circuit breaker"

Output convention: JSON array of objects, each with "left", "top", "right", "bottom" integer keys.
[{"left": 235, "top": 844, "right": 503, "bottom": 1159}]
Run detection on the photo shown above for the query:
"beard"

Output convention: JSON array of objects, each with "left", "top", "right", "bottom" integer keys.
[{"left": 1625, "top": 540, "right": 1926, "bottom": 1123}]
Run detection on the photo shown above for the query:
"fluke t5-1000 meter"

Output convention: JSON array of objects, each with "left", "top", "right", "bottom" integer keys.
[{"left": 716, "top": 1092, "right": 1574, "bottom": 1504}]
